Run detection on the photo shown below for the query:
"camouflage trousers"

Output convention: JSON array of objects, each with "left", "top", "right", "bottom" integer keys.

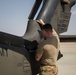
[{"left": 39, "top": 65, "right": 58, "bottom": 75}]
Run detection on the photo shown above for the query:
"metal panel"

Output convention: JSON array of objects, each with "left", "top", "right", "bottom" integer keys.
[
  {"left": 36, "top": 0, "right": 59, "bottom": 23},
  {"left": 28, "top": 0, "right": 42, "bottom": 19},
  {"left": 23, "top": 20, "right": 42, "bottom": 42},
  {"left": 0, "top": 47, "right": 32, "bottom": 75},
  {"left": 58, "top": 12, "right": 71, "bottom": 33}
]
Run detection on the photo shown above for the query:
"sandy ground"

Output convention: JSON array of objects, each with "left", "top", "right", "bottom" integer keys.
[{"left": 57, "top": 42, "right": 76, "bottom": 75}]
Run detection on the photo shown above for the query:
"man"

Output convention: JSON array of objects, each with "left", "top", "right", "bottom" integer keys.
[{"left": 35, "top": 20, "right": 60, "bottom": 75}]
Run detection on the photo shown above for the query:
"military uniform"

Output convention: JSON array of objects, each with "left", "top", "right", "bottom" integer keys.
[{"left": 36, "top": 29, "right": 60, "bottom": 75}]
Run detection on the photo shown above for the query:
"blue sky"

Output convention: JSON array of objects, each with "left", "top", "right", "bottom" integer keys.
[{"left": 0, "top": 0, "right": 76, "bottom": 36}]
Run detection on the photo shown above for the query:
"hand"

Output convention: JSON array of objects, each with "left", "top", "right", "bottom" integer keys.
[
  {"left": 36, "top": 19, "right": 45, "bottom": 26},
  {"left": 62, "top": 0, "right": 70, "bottom": 3}
]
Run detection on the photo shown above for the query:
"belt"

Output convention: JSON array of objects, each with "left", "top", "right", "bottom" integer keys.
[{"left": 41, "top": 64, "right": 55, "bottom": 66}]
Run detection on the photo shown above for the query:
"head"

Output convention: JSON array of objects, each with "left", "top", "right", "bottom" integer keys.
[{"left": 42, "top": 23, "right": 53, "bottom": 38}]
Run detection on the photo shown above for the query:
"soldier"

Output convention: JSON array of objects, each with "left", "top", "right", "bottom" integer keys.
[{"left": 35, "top": 20, "right": 60, "bottom": 75}]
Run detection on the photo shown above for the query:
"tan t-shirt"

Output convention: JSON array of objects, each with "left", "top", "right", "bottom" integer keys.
[{"left": 36, "top": 30, "right": 60, "bottom": 66}]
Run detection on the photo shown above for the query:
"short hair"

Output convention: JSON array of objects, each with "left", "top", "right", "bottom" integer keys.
[{"left": 42, "top": 23, "right": 53, "bottom": 32}]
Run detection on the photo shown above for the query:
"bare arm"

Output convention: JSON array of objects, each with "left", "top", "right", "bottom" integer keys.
[
  {"left": 35, "top": 52, "right": 43, "bottom": 61},
  {"left": 35, "top": 42, "right": 44, "bottom": 61},
  {"left": 36, "top": 19, "right": 45, "bottom": 26}
]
